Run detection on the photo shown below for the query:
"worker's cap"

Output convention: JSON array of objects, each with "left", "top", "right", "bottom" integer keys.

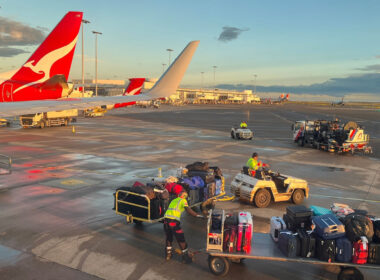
[{"left": 252, "top": 152, "right": 258, "bottom": 158}]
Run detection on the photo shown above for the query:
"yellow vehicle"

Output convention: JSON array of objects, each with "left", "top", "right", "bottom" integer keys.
[
  {"left": 0, "top": 118, "right": 10, "bottom": 127},
  {"left": 230, "top": 168, "right": 309, "bottom": 208},
  {"left": 20, "top": 109, "right": 78, "bottom": 128},
  {"left": 84, "top": 107, "right": 107, "bottom": 118}
]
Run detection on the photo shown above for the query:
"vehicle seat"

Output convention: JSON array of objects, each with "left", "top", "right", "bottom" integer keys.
[{"left": 242, "top": 166, "right": 249, "bottom": 175}]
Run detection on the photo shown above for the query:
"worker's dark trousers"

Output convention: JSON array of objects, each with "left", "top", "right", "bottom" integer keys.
[{"left": 163, "top": 218, "right": 187, "bottom": 250}]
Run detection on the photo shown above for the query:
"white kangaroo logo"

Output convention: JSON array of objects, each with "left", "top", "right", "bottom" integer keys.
[
  {"left": 14, "top": 35, "right": 78, "bottom": 94},
  {"left": 125, "top": 85, "right": 143, "bottom": 96}
]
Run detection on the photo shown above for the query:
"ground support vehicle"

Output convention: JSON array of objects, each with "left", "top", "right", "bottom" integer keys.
[
  {"left": 231, "top": 127, "right": 253, "bottom": 140},
  {"left": 0, "top": 118, "right": 10, "bottom": 127},
  {"left": 84, "top": 107, "right": 106, "bottom": 117},
  {"left": 292, "top": 120, "right": 372, "bottom": 154},
  {"left": 0, "top": 154, "right": 11, "bottom": 175},
  {"left": 20, "top": 109, "right": 78, "bottom": 128},
  {"left": 230, "top": 169, "right": 309, "bottom": 208},
  {"left": 207, "top": 232, "right": 379, "bottom": 279},
  {"left": 115, "top": 175, "right": 226, "bottom": 224}
]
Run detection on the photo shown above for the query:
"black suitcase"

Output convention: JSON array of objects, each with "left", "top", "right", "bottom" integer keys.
[
  {"left": 285, "top": 205, "right": 312, "bottom": 230},
  {"left": 372, "top": 219, "right": 380, "bottom": 243},
  {"left": 283, "top": 214, "right": 311, "bottom": 231},
  {"left": 368, "top": 243, "right": 380, "bottom": 264},
  {"left": 187, "top": 170, "right": 215, "bottom": 184},
  {"left": 297, "top": 229, "right": 316, "bottom": 258},
  {"left": 316, "top": 236, "right": 336, "bottom": 262},
  {"left": 278, "top": 231, "right": 301, "bottom": 258},
  {"left": 188, "top": 189, "right": 199, "bottom": 205}
]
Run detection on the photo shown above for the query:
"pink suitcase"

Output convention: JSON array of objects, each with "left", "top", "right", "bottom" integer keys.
[{"left": 236, "top": 211, "right": 253, "bottom": 253}]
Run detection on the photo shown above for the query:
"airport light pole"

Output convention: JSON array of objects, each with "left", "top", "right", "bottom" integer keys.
[
  {"left": 92, "top": 31, "right": 102, "bottom": 96},
  {"left": 166, "top": 48, "right": 173, "bottom": 66},
  {"left": 162, "top": 63, "right": 166, "bottom": 75},
  {"left": 253, "top": 74, "right": 257, "bottom": 94},
  {"left": 81, "top": 19, "right": 90, "bottom": 94},
  {"left": 212, "top": 66, "right": 217, "bottom": 89},
  {"left": 201, "top": 72, "right": 204, "bottom": 89}
]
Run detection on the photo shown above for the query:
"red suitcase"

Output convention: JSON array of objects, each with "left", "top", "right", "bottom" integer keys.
[
  {"left": 352, "top": 236, "right": 368, "bottom": 264},
  {"left": 236, "top": 212, "right": 253, "bottom": 254}
]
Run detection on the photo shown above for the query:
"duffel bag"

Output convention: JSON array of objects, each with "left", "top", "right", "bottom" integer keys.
[
  {"left": 210, "top": 166, "right": 223, "bottom": 177},
  {"left": 165, "top": 182, "right": 184, "bottom": 196},
  {"left": 133, "top": 185, "right": 156, "bottom": 200},
  {"left": 344, "top": 214, "right": 374, "bottom": 242},
  {"left": 185, "top": 161, "right": 209, "bottom": 171}
]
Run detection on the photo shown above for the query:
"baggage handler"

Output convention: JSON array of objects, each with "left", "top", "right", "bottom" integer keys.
[
  {"left": 240, "top": 121, "right": 248, "bottom": 128},
  {"left": 246, "top": 152, "right": 269, "bottom": 176},
  {"left": 163, "top": 191, "right": 203, "bottom": 263}
]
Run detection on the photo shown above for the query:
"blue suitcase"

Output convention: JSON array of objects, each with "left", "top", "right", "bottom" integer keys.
[
  {"left": 312, "top": 214, "right": 345, "bottom": 239},
  {"left": 278, "top": 231, "right": 300, "bottom": 258},
  {"left": 335, "top": 237, "right": 352, "bottom": 263}
]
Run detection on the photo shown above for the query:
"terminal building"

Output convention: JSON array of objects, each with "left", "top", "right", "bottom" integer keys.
[{"left": 70, "top": 78, "right": 261, "bottom": 104}]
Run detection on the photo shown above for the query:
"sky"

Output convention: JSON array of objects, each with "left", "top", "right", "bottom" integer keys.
[{"left": 1, "top": 0, "right": 380, "bottom": 100}]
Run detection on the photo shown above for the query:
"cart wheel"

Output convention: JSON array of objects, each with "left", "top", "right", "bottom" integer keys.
[
  {"left": 208, "top": 256, "right": 230, "bottom": 276},
  {"left": 297, "top": 138, "right": 304, "bottom": 147},
  {"left": 338, "top": 267, "right": 363, "bottom": 280},
  {"left": 254, "top": 189, "right": 271, "bottom": 208},
  {"left": 133, "top": 220, "right": 143, "bottom": 225},
  {"left": 231, "top": 131, "right": 235, "bottom": 139},
  {"left": 292, "top": 189, "right": 304, "bottom": 205}
]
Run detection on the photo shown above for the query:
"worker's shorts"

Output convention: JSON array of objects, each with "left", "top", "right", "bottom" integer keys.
[{"left": 163, "top": 218, "right": 186, "bottom": 244}]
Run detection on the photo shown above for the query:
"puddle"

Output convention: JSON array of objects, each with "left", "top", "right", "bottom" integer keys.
[{"left": 324, "top": 167, "right": 347, "bottom": 172}]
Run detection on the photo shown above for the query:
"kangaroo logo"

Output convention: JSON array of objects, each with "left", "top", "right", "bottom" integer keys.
[
  {"left": 126, "top": 85, "right": 143, "bottom": 96},
  {"left": 13, "top": 35, "right": 79, "bottom": 94}
]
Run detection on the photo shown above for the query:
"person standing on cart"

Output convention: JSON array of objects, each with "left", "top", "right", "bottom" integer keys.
[{"left": 164, "top": 191, "right": 202, "bottom": 264}]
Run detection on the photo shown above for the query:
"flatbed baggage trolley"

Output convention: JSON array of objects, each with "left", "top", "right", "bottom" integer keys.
[
  {"left": 206, "top": 212, "right": 380, "bottom": 279},
  {"left": 115, "top": 183, "right": 226, "bottom": 224}
]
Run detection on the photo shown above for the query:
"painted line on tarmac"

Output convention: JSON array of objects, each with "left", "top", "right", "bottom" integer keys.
[
  {"left": 311, "top": 194, "right": 380, "bottom": 203},
  {"left": 269, "top": 112, "right": 293, "bottom": 124}
]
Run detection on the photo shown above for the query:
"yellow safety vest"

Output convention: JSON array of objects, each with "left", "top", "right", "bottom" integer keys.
[
  {"left": 164, "top": 197, "right": 188, "bottom": 221},
  {"left": 246, "top": 158, "right": 258, "bottom": 170}
]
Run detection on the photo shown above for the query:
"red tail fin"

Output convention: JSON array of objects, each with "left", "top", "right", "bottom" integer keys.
[
  {"left": 1, "top": 11, "right": 82, "bottom": 102},
  {"left": 123, "top": 78, "right": 145, "bottom": 95}
]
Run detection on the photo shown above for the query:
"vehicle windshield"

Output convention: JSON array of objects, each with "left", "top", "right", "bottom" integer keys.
[{"left": 294, "top": 122, "right": 303, "bottom": 130}]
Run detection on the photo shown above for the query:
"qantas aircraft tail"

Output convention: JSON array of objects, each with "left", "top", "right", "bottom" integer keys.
[
  {"left": 0, "top": 11, "right": 83, "bottom": 102},
  {"left": 123, "top": 78, "right": 145, "bottom": 95}
]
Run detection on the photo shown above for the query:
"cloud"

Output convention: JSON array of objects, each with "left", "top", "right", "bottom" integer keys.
[
  {"left": 0, "top": 16, "right": 45, "bottom": 57},
  {"left": 218, "top": 26, "right": 249, "bottom": 42},
  {"left": 0, "top": 47, "right": 29, "bottom": 57},
  {"left": 355, "top": 64, "right": 380, "bottom": 72},
  {"left": 217, "top": 73, "right": 380, "bottom": 96}
]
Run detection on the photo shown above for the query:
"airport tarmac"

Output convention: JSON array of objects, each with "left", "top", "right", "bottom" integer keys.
[{"left": 0, "top": 103, "right": 379, "bottom": 280}]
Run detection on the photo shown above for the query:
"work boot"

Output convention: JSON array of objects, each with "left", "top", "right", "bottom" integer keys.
[
  {"left": 181, "top": 250, "right": 192, "bottom": 264},
  {"left": 165, "top": 247, "right": 172, "bottom": 261}
]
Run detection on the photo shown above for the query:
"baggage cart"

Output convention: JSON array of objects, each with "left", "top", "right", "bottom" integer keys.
[
  {"left": 115, "top": 182, "right": 226, "bottom": 224},
  {"left": 206, "top": 210, "right": 380, "bottom": 279}
]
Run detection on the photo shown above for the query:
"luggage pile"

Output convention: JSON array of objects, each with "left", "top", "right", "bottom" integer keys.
[
  {"left": 114, "top": 162, "right": 224, "bottom": 222},
  {"left": 207, "top": 209, "right": 253, "bottom": 254},
  {"left": 270, "top": 203, "right": 380, "bottom": 265}
]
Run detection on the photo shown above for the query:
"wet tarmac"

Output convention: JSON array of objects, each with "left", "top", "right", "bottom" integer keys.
[{"left": 0, "top": 103, "right": 379, "bottom": 280}]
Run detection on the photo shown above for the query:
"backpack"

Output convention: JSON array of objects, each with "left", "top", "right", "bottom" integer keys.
[{"left": 344, "top": 214, "right": 374, "bottom": 242}]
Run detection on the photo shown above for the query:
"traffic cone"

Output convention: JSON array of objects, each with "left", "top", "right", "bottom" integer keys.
[{"left": 72, "top": 125, "right": 76, "bottom": 134}]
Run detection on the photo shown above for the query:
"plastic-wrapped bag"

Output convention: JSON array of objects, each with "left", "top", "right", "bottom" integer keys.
[{"left": 331, "top": 203, "right": 354, "bottom": 218}]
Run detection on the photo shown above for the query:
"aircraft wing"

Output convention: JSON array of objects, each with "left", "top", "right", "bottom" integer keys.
[
  {"left": 0, "top": 93, "right": 158, "bottom": 117},
  {"left": 0, "top": 40, "right": 199, "bottom": 117}
]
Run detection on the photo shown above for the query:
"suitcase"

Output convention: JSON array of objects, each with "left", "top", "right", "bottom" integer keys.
[
  {"left": 372, "top": 219, "right": 380, "bottom": 243},
  {"left": 215, "top": 179, "right": 223, "bottom": 195},
  {"left": 331, "top": 203, "right": 354, "bottom": 218},
  {"left": 312, "top": 214, "right": 345, "bottom": 239},
  {"left": 188, "top": 189, "right": 199, "bottom": 205},
  {"left": 236, "top": 212, "right": 253, "bottom": 254},
  {"left": 187, "top": 170, "right": 215, "bottom": 184},
  {"left": 270, "top": 216, "right": 287, "bottom": 242},
  {"left": 335, "top": 237, "right": 352, "bottom": 263},
  {"left": 316, "top": 236, "right": 336, "bottom": 262},
  {"left": 352, "top": 237, "right": 368, "bottom": 264},
  {"left": 278, "top": 231, "right": 301, "bottom": 258},
  {"left": 223, "top": 225, "right": 237, "bottom": 253},
  {"left": 368, "top": 243, "right": 380, "bottom": 264},
  {"left": 285, "top": 206, "right": 312, "bottom": 230},
  {"left": 210, "top": 210, "right": 223, "bottom": 233},
  {"left": 310, "top": 205, "right": 333, "bottom": 216},
  {"left": 297, "top": 229, "right": 316, "bottom": 258},
  {"left": 186, "top": 161, "right": 209, "bottom": 171}
]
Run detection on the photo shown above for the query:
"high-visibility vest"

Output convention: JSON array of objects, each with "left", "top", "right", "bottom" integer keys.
[
  {"left": 240, "top": 122, "right": 247, "bottom": 128},
  {"left": 164, "top": 197, "right": 187, "bottom": 221},
  {"left": 246, "top": 158, "right": 259, "bottom": 170}
]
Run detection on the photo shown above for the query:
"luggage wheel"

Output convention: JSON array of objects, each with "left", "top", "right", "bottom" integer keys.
[{"left": 337, "top": 267, "right": 363, "bottom": 280}]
